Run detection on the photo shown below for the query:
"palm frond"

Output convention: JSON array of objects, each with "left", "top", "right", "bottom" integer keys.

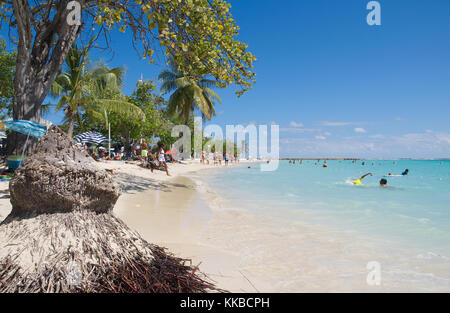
[
  {"left": 203, "top": 87, "right": 222, "bottom": 104},
  {"left": 198, "top": 78, "right": 219, "bottom": 89},
  {"left": 158, "top": 70, "right": 180, "bottom": 83},
  {"left": 160, "top": 81, "right": 178, "bottom": 95}
]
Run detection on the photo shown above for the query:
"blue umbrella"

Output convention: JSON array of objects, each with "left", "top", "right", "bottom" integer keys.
[
  {"left": 3, "top": 120, "right": 48, "bottom": 161},
  {"left": 4, "top": 120, "right": 47, "bottom": 139},
  {"left": 74, "top": 131, "right": 108, "bottom": 145}
]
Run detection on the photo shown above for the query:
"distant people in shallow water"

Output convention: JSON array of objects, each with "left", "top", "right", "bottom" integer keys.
[
  {"left": 402, "top": 169, "right": 409, "bottom": 176},
  {"left": 353, "top": 172, "right": 373, "bottom": 185},
  {"left": 323, "top": 161, "right": 327, "bottom": 168},
  {"left": 380, "top": 178, "right": 391, "bottom": 187}
]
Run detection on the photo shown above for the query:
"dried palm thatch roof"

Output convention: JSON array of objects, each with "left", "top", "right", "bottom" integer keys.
[
  {"left": 0, "top": 126, "right": 219, "bottom": 293},
  {"left": 0, "top": 212, "right": 217, "bottom": 293}
]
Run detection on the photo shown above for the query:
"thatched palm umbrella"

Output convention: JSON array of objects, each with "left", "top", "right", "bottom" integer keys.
[{"left": 0, "top": 126, "right": 217, "bottom": 293}]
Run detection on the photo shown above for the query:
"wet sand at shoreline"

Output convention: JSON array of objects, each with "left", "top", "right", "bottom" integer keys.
[{"left": 110, "top": 161, "right": 262, "bottom": 292}]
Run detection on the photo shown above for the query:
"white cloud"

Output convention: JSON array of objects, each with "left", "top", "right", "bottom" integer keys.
[
  {"left": 280, "top": 127, "right": 321, "bottom": 133},
  {"left": 289, "top": 121, "right": 304, "bottom": 128},
  {"left": 315, "top": 135, "right": 326, "bottom": 140},
  {"left": 324, "top": 131, "right": 332, "bottom": 136},
  {"left": 279, "top": 131, "right": 450, "bottom": 158},
  {"left": 354, "top": 127, "right": 367, "bottom": 133},
  {"left": 320, "top": 121, "right": 374, "bottom": 127}
]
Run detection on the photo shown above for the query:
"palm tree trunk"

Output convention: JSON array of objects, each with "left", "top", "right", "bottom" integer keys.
[{"left": 67, "top": 115, "right": 75, "bottom": 138}]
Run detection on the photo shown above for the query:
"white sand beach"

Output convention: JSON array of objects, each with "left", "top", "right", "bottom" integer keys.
[{"left": 0, "top": 159, "right": 262, "bottom": 292}]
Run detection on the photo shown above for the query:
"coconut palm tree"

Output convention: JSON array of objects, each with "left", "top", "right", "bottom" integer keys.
[
  {"left": 50, "top": 43, "right": 143, "bottom": 137},
  {"left": 158, "top": 59, "right": 222, "bottom": 123}
]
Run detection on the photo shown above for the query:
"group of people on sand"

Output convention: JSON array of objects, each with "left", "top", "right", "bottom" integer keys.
[
  {"left": 133, "top": 140, "right": 172, "bottom": 176},
  {"left": 84, "top": 140, "right": 172, "bottom": 176},
  {"left": 84, "top": 144, "right": 120, "bottom": 161},
  {"left": 200, "top": 151, "right": 239, "bottom": 166}
]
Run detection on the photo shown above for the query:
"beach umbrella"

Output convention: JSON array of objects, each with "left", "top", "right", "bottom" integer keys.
[
  {"left": 4, "top": 120, "right": 47, "bottom": 139},
  {"left": 165, "top": 150, "right": 172, "bottom": 154},
  {"left": 3, "top": 120, "right": 48, "bottom": 161},
  {"left": 74, "top": 131, "right": 108, "bottom": 145}
]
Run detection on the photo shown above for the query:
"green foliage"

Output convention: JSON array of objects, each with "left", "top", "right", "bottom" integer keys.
[
  {"left": 100, "top": 80, "right": 173, "bottom": 151},
  {"left": 50, "top": 42, "right": 143, "bottom": 136},
  {"left": 159, "top": 58, "right": 222, "bottom": 122},
  {"left": 93, "top": 0, "right": 256, "bottom": 96},
  {"left": 0, "top": 38, "right": 16, "bottom": 119},
  {"left": 206, "top": 138, "right": 240, "bottom": 156}
]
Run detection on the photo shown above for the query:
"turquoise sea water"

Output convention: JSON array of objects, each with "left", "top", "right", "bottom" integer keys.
[{"left": 197, "top": 160, "right": 450, "bottom": 291}]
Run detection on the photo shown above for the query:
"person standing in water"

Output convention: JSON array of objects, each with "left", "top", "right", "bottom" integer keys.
[
  {"left": 353, "top": 172, "right": 373, "bottom": 185},
  {"left": 323, "top": 161, "right": 328, "bottom": 168},
  {"left": 379, "top": 178, "right": 391, "bottom": 187}
]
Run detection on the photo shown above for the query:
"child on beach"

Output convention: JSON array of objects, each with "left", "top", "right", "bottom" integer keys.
[{"left": 151, "top": 142, "right": 170, "bottom": 176}]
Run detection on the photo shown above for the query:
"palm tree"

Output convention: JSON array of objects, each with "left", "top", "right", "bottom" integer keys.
[
  {"left": 158, "top": 59, "right": 222, "bottom": 123},
  {"left": 50, "top": 43, "right": 144, "bottom": 137}
]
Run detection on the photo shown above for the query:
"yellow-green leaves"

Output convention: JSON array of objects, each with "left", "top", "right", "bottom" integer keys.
[{"left": 91, "top": 0, "right": 255, "bottom": 97}]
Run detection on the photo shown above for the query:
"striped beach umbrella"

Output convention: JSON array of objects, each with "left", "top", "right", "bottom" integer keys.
[{"left": 74, "top": 131, "right": 108, "bottom": 145}]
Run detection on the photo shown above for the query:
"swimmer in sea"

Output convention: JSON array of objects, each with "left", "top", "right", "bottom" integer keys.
[
  {"left": 379, "top": 178, "right": 391, "bottom": 187},
  {"left": 402, "top": 169, "right": 409, "bottom": 176},
  {"left": 323, "top": 161, "right": 328, "bottom": 168},
  {"left": 353, "top": 172, "right": 373, "bottom": 185}
]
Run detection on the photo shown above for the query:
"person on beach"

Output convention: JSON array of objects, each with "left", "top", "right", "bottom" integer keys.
[
  {"left": 201, "top": 150, "right": 206, "bottom": 164},
  {"left": 151, "top": 142, "right": 170, "bottom": 176},
  {"left": 353, "top": 172, "right": 373, "bottom": 185},
  {"left": 141, "top": 141, "right": 148, "bottom": 160}
]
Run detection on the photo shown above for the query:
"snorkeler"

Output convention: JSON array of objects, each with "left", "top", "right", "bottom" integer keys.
[
  {"left": 402, "top": 169, "right": 409, "bottom": 175},
  {"left": 353, "top": 172, "right": 373, "bottom": 185}
]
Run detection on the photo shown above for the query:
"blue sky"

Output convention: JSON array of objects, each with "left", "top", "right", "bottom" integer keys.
[{"left": 4, "top": 0, "right": 450, "bottom": 158}]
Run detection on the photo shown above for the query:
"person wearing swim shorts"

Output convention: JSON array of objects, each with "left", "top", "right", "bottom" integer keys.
[{"left": 353, "top": 172, "right": 373, "bottom": 185}]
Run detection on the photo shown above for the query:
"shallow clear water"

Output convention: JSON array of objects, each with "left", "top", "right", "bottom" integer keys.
[{"left": 195, "top": 160, "right": 450, "bottom": 291}]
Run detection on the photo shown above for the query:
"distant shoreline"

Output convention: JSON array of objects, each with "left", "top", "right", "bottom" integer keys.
[{"left": 278, "top": 158, "right": 449, "bottom": 161}]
